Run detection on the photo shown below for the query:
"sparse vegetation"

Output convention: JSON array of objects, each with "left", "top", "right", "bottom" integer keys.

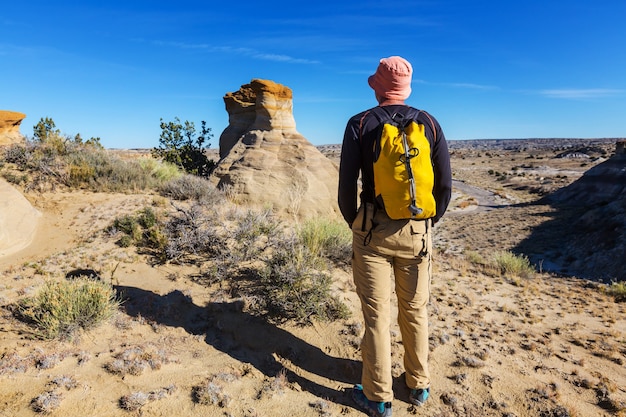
[
  {"left": 193, "top": 379, "right": 232, "bottom": 407},
  {"left": 1, "top": 138, "right": 625, "bottom": 416},
  {"left": 1, "top": 117, "right": 181, "bottom": 192},
  {"left": 119, "top": 386, "right": 177, "bottom": 411},
  {"left": 606, "top": 281, "right": 626, "bottom": 302},
  {"left": 31, "top": 390, "right": 63, "bottom": 414},
  {"left": 159, "top": 173, "right": 223, "bottom": 202},
  {"left": 105, "top": 344, "right": 173, "bottom": 376},
  {"left": 107, "top": 202, "right": 350, "bottom": 324},
  {"left": 492, "top": 250, "right": 535, "bottom": 280},
  {"left": 17, "top": 278, "right": 119, "bottom": 340},
  {"left": 257, "top": 237, "right": 350, "bottom": 323},
  {"left": 297, "top": 217, "right": 351, "bottom": 265}
]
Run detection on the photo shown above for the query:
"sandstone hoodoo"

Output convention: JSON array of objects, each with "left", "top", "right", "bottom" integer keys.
[
  {"left": 214, "top": 79, "right": 340, "bottom": 219},
  {"left": 0, "top": 110, "right": 26, "bottom": 146}
]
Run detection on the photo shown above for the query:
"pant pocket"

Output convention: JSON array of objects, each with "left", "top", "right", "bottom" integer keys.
[
  {"left": 410, "top": 219, "right": 430, "bottom": 258},
  {"left": 352, "top": 203, "right": 375, "bottom": 233}
]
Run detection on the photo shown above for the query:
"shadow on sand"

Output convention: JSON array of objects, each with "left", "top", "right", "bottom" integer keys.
[{"left": 114, "top": 285, "right": 375, "bottom": 409}]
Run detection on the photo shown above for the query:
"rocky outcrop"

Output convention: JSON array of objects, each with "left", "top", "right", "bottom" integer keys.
[
  {"left": 0, "top": 178, "right": 41, "bottom": 257},
  {"left": 545, "top": 141, "right": 626, "bottom": 206},
  {"left": 214, "top": 79, "right": 340, "bottom": 220},
  {"left": 521, "top": 141, "right": 626, "bottom": 281},
  {"left": 0, "top": 110, "right": 26, "bottom": 146}
]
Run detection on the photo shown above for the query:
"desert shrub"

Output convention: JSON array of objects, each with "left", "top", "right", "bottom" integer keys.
[
  {"left": 31, "top": 390, "right": 63, "bottom": 414},
  {"left": 297, "top": 217, "right": 351, "bottom": 265},
  {"left": 65, "top": 148, "right": 174, "bottom": 192},
  {"left": 152, "top": 117, "right": 215, "bottom": 177},
  {"left": 18, "top": 278, "right": 119, "bottom": 340},
  {"left": 105, "top": 344, "right": 172, "bottom": 376},
  {"left": 138, "top": 157, "right": 182, "bottom": 182},
  {"left": 110, "top": 207, "right": 168, "bottom": 252},
  {"left": 228, "top": 208, "right": 282, "bottom": 263},
  {"left": 465, "top": 250, "right": 486, "bottom": 265},
  {"left": 256, "top": 236, "right": 350, "bottom": 324},
  {"left": 193, "top": 381, "right": 231, "bottom": 407},
  {"left": 162, "top": 204, "right": 225, "bottom": 264},
  {"left": 492, "top": 250, "right": 534, "bottom": 280},
  {"left": 606, "top": 281, "right": 626, "bottom": 302},
  {"left": 159, "top": 174, "right": 223, "bottom": 202},
  {"left": 111, "top": 214, "right": 143, "bottom": 243},
  {"left": 109, "top": 204, "right": 224, "bottom": 264},
  {"left": 3, "top": 142, "right": 34, "bottom": 166},
  {"left": 118, "top": 386, "right": 177, "bottom": 411},
  {"left": 119, "top": 392, "right": 149, "bottom": 411}
]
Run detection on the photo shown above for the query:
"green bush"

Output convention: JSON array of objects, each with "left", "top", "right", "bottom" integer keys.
[
  {"left": 18, "top": 278, "right": 119, "bottom": 340},
  {"left": 492, "top": 250, "right": 534, "bottom": 280},
  {"left": 139, "top": 158, "right": 182, "bottom": 182},
  {"left": 112, "top": 214, "right": 143, "bottom": 242},
  {"left": 110, "top": 207, "right": 169, "bottom": 254},
  {"left": 464, "top": 250, "right": 486, "bottom": 265},
  {"left": 297, "top": 217, "right": 351, "bottom": 265},
  {"left": 606, "top": 281, "right": 626, "bottom": 302},
  {"left": 152, "top": 118, "right": 215, "bottom": 177}
]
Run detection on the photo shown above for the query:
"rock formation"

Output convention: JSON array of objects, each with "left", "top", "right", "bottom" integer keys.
[
  {"left": 0, "top": 178, "right": 41, "bottom": 257},
  {"left": 0, "top": 110, "right": 26, "bottom": 146},
  {"left": 213, "top": 79, "right": 340, "bottom": 220},
  {"left": 521, "top": 141, "right": 626, "bottom": 281},
  {"left": 545, "top": 141, "right": 626, "bottom": 206}
]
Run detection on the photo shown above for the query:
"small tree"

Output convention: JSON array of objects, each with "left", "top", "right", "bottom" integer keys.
[
  {"left": 32, "top": 117, "right": 103, "bottom": 151},
  {"left": 152, "top": 117, "right": 215, "bottom": 177},
  {"left": 33, "top": 117, "right": 60, "bottom": 142}
]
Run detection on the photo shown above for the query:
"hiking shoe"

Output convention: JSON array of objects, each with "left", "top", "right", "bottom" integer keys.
[
  {"left": 351, "top": 384, "right": 392, "bottom": 417},
  {"left": 409, "top": 387, "right": 430, "bottom": 406}
]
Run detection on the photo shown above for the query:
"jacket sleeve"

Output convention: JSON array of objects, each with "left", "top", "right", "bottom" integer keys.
[
  {"left": 338, "top": 117, "right": 362, "bottom": 226},
  {"left": 430, "top": 118, "right": 452, "bottom": 223}
]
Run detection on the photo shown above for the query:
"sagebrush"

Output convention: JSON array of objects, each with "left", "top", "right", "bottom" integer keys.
[{"left": 18, "top": 278, "right": 119, "bottom": 340}]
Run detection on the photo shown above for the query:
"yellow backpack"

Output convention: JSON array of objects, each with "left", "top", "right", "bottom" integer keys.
[{"left": 371, "top": 107, "right": 436, "bottom": 220}]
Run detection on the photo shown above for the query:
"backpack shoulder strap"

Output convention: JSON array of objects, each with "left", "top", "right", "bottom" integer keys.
[
  {"left": 418, "top": 111, "right": 437, "bottom": 143},
  {"left": 359, "top": 106, "right": 437, "bottom": 142}
]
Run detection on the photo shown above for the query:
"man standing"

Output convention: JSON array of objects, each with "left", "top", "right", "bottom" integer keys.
[{"left": 338, "top": 56, "right": 452, "bottom": 416}]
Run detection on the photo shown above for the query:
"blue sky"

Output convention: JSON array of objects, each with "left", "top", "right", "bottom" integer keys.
[{"left": 2, "top": 1, "right": 625, "bottom": 149}]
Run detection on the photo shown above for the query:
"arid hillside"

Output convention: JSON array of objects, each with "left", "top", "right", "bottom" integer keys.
[{"left": 0, "top": 138, "right": 624, "bottom": 417}]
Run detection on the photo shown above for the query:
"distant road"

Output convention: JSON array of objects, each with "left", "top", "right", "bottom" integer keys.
[{"left": 451, "top": 180, "right": 512, "bottom": 214}]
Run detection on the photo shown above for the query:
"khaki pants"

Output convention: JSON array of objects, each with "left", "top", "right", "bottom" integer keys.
[{"left": 351, "top": 203, "right": 432, "bottom": 403}]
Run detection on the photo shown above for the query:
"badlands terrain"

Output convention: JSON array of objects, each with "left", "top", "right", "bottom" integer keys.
[{"left": 0, "top": 137, "right": 625, "bottom": 417}]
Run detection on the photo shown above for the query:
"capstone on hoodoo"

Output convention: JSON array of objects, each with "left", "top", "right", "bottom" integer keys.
[
  {"left": 213, "top": 79, "right": 339, "bottom": 219},
  {"left": 0, "top": 110, "right": 26, "bottom": 147}
]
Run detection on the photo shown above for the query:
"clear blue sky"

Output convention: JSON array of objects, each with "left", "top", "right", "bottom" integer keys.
[{"left": 2, "top": 1, "right": 625, "bottom": 149}]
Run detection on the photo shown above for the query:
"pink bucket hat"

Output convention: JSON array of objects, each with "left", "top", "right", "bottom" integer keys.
[{"left": 368, "top": 56, "right": 413, "bottom": 100}]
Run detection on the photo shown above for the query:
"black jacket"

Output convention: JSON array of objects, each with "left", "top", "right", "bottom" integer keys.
[{"left": 338, "top": 104, "right": 452, "bottom": 225}]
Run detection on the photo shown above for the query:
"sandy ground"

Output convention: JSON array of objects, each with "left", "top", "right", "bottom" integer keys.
[{"left": 0, "top": 145, "right": 625, "bottom": 417}]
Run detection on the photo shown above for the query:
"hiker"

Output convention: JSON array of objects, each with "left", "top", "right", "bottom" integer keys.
[{"left": 338, "top": 56, "right": 452, "bottom": 416}]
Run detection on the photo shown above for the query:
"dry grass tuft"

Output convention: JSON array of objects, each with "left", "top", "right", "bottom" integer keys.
[
  {"left": 105, "top": 344, "right": 174, "bottom": 376},
  {"left": 193, "top": 380, "right": 231, "bottom": 407},
  {"left": 119, "top": 385, "right": 177, "bottom": 411},
  {"left": 31, "top": 390, "right": 63, "bottom": 414},
  {"left": 605, "top": 281, "right": 626, "bottom": 302},
  {"left": 258, "top": 368, "right": 290, "bottom": 399}
]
